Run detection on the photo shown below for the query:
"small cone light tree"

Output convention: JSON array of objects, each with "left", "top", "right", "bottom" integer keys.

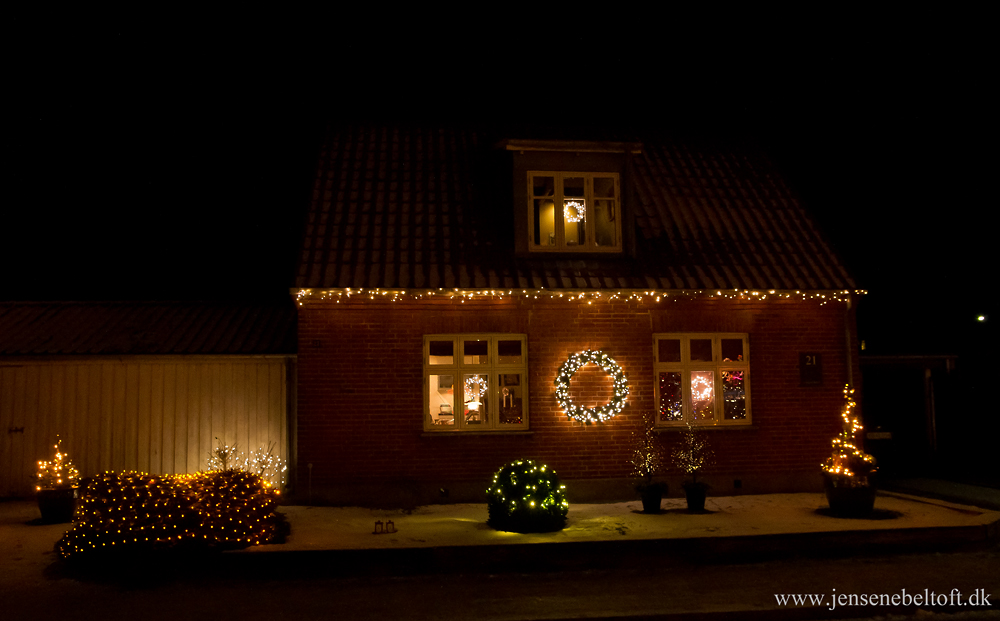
[
  {"left": 36, "top": 437, "right": 81, "bottom": 523},
  {"left": 822, "top": 385, "right": 877, "bottom": 486},
  {"left": 821, "top": 385, "right": 878, "bottom": 516},
  {"left": 36, "top": 437, "right": 80, "bottom": 492}
]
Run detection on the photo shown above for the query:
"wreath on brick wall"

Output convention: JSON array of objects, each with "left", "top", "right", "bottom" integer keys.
[{"left": 554, "top": 350, "right": 629, "bottom": 424}]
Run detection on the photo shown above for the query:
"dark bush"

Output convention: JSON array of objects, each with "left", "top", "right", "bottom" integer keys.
[{"left": 486, "top": 459, "right": 568, "bottom": 533}]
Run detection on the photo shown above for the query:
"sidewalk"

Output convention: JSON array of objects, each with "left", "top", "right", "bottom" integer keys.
[
  {"left": 3, "top": 488, "right": 999, "bottom": 579},
  {"left": 223, "top": 491, "right": 1000, "bottom": 576}
]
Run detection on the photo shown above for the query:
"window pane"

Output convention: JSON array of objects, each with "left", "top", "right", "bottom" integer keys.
[
  {"left": 430, "top": 375, "right": 454, "bottom": 425},
  {"left": 658, "top": 339, "right": 681, "bottom": 363},
  {"left": 722, "top": 370, "right": 746, "bottom": 420},
  {"left": 721, "top": 339, "right": 744, "bottom": 362},
  {"left": 690, "top": 371, "right": 714, "bottom": 420},
  {"left": 428, "top": 340, "right": 454, "bottom": 365},
  {"left": 532, "top": 175, "right": 554, "bottom": 197},
  {"left": 564, "top": 177, "right": 584, "bottom": 197},
  {"left": 563, "top": 199, "right": 586, "bottom": 246},
  {"left": 594, "top": 199, "right": 616, "bottom": 246},
  {"left": 464, "top": 374, "right": 488, "bottom": 425},
  {"left": 497, "top": 339, "right": 523, "bottom": 365},
  {"left": 690, "top": 339, "right": 713, "bottom": 362},
  {"left": 498, "top": 373, "right": 524, "bottom": 425},
  {"left": 534, "top": 199, "right": 555, "bottom": 246},
  {"left": 594, "top": 176, "right": 615, "bottom": 198},
  {"left": 658, "top": 372, "right": 682, "bottom": 422},
  {"left": 463, "top": 339, "right": 489, "bottom": 364}
]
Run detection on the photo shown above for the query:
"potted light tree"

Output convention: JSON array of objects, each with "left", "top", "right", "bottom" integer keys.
[
  {"left": 822, "top": 385, "right": 877, "bottom": 517},
  {"left": 630, "top": 411, "right": 667, "bottom": 513},
  {"left": 35, "top": 437, "right": 80, "bottom": 523},
  {"left": 672, "top": 422, "right": 713, "bottom": 512}
]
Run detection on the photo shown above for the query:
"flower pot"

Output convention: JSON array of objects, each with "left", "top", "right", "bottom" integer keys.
[
  {"left": 639, "top": 487, "right": 664, "bottom": 513},
  {"left": 37, "top": 488, "right": 77, "bottom": 523},
  {"left": 682, "top": 482, "right": 708, "bottom": 512},
  {"left": 823, "top": 473, "right": 876, "bottom": 517}
]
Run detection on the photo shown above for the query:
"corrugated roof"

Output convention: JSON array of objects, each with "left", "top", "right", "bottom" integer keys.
[
  {"left": 296, "top": 125, "right": 855, "bottom": 292},
  {"left": 0, "top": 302, "right": 297, "bottom": 356}
]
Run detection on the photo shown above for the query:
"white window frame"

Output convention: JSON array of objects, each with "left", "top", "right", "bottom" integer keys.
[
  {"left": 423, "top": 334, "right": 529, "bottom": 432},
  {"left": 653, "top": 333, "right": 751, "bottom": 427},
  {"left": 527, "top": 171, "right": 622, "bottom": 252}
]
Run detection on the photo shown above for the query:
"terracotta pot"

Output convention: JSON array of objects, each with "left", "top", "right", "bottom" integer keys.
[
  {"left": 36, "top": 488, "right": 77, "bottom": 523},
  {"left": 823, "top": 473, "right": 876, "bottom": 517}
]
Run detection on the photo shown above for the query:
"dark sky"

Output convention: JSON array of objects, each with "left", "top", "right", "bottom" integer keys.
[{"left": 4, "top": 15, "right": 992, "bottom": 356}]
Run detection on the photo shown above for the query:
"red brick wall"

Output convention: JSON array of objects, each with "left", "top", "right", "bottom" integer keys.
[{"left": 295, "top": 294, "right": 859, "bottom": 501}]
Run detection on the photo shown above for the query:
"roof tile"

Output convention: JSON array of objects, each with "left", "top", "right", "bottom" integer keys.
[
  {"left": 0, "top": 302, "right": 296, "bottom": 356},
  {"left": 296, "top": 125, "right": 855, "bottom": 292}
]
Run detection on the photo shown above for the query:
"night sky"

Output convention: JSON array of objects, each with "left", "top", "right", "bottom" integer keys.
[{"left": 5, "top": 15, "right": 993, "bottom": 359}]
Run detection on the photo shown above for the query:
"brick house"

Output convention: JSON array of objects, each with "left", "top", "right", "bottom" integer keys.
[{"left": 292, "top": 124, "right": 861, "bottom": 506}]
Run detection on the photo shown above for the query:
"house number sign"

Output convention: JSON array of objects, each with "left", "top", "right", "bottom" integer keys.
[
  {"left": 554, "top": 349, "right": 629, "bottom": 424},
  {"left": 799, "top": 352, "right": 822, "bottom": 386}
]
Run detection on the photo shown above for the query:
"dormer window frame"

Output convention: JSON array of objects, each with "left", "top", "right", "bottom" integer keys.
[
  {"left": 504, "top": 139, "right": 641, "bottom": 257},
  {"left": 526, "top": 170, "right": 622, "bottom": 253}
]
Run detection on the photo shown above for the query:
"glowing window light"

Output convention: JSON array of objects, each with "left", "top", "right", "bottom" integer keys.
[
  {"left": 563, "top": 200, "right": 586, "bottom": 223},
  {"left": 690, "top": 371, "right": 714, "bottom": 419}
]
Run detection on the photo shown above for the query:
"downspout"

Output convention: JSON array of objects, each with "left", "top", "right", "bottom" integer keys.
[{"left": 844, "top": 295, "right": 854, "bottom": 389}]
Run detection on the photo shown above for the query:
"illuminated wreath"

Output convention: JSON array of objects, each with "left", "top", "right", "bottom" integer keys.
[
  {"left": 563, "top": 200, "right": 586, "bottom": 223},
  {"left": 554, "top": 350, "right": 629, "bottom": 424},
  {"left": 465, "top": 375, "right": 488, "bottom": 399}
]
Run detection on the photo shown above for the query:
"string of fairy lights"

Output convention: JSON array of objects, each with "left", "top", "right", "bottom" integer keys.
[
  {"left": 486, "top": 459, "right": 569, "bottom": 532},
  {"left": 563, "top": 200, "right": 586, "bottom": 223},
  {"left": 296, "top": 287, "right": 866, "bottom": 306},
  {"left": 36, "top": 437, "right": 80, "bottom": 491},
  {"left": 57, "top": 469, "right": 283, "bottom": 560},
  {"left": 554, "top": 350, "right": 629, "bottom": 424},
  {"left": 822, "top": 384, "right": 877, "bottom": 485}
]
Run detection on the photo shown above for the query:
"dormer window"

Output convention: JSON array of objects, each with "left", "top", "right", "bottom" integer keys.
[{"left": 528, "top": 171, "right": 621, "bottom": 252}]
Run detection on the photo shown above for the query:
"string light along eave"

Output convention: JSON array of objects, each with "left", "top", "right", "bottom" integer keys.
[{"left": 295, "top": 287, "right": 866, "bottom": 306}]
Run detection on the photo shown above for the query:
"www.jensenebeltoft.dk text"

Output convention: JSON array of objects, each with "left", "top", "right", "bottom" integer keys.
[{"left": 775, "top": 588, "right": 991, "bottom": 611}]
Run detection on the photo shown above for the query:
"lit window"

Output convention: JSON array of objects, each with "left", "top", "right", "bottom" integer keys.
[
  {"left": 653, "top": 333, "right": 750, "bottom": 426},
  {"left": 528, "top": 172, "right": 621, "bottom": 252},
  {"left": 424, "top": 335, "right": 529, "bottom": 432}
]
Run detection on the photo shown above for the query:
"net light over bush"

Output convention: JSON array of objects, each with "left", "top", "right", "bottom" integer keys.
[
  {"left": 486, "top": 459, "right": 568, "bottom": 533},
  {"left": 57, "top": 440, "right": 286, "bottom": 560}
]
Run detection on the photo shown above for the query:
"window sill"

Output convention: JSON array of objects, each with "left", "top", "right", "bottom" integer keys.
[
  {"left": 654, "top": 424, "right": 757, "bottom": 432},
  {"left": 525, "top": 247, "right": 624, "bottom": 254},
  {"left": 421, "top": 430, "right": 534, "bottom": 437}
]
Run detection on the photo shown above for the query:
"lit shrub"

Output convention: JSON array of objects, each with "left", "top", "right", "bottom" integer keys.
[
  {"left": 186, "top": 469, "right": 283, "bottom": 547},
  {"left": 57, "top": 469, "right": 285, "bottom": 561},
  {"left": 486, "top": 459, "right": 568, "bottom": 533}
]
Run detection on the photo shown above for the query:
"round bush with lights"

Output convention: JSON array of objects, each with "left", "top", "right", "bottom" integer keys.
[
  {"left": 486, "top": 459, "right": 569, "bottom": 533},
  {"left": 554, "top": 349, "right": 629, "bottom": 424}
]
